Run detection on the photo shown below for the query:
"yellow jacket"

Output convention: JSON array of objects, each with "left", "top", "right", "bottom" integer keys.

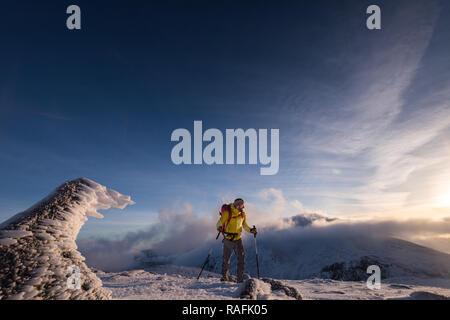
[{"left": 216, "top": 204, "right": 251, "bottom": 241}]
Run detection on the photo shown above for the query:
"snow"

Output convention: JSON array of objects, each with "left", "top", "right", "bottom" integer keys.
[
  {"left": 98, "top": 264, "right": 450, "bottom": 300},
  {"left": 1, "top": 179, "right": 449, "bottom": 300},
  {"left": 98, "top": 266, "right": 240, "bottom": 300},
  {"left": 0, "top": 178, "right": 134, "bottom": 300},
  {"left": 236, "top": 279, "right": 273, "bottom": 300}
]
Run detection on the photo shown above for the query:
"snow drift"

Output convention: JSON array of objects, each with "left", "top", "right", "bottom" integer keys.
[{"left": 0, "top": 178, "right": 134, "bottom": 300}]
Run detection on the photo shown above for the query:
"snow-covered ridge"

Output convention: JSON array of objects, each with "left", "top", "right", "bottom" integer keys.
[
  {"left": 170, "top": 221, "right": 450, "bottom": 282},
  {"left": 0, "top": 178, "right": 134, "bottom": 300}
]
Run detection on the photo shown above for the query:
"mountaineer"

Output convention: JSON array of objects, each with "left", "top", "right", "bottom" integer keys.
[{"left": 216, "top": 198, "right": 257, "bottom": 283}]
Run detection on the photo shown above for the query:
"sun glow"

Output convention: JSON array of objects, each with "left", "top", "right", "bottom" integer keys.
[{"left": 436, "top": 186, "right": 450, "bottom": 207}]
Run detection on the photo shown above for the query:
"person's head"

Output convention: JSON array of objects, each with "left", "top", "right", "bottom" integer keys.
[{"left": 233, "top": 198, "right": 245, "bottom": 211}]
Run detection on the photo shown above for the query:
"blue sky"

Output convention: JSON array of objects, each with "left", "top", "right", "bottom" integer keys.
[{"left": 1, "top": 0, "right": 450, "bottom": 238}]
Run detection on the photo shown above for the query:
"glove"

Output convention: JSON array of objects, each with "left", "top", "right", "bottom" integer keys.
[
  {"left": 217, "top": 226, "right": 224, "bottom": 232},
  {"left": 250, "top": 227, "right": 258, "bottom": 235}
]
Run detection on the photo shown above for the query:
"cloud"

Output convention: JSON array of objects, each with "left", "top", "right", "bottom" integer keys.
[
  {"left": 77, "top": 201, "right": 215, "bottom": 271},
  {"left": 78, "top": 186, "right": 450, "bottom": 272},
  {"left": 243, "top": 188, "right": 326, "bottom": 229},
  {"left": 283, "top": 1, "right": 450, "bottom": 216},
  {"left": 172, "top": 211, "right": 450, "bottom": 280},
  {"left": 77, "top": 189, "right": 305, "bottom": 271},
  {"left": 315, "top": 216, "right": 450, "bottom": 241},
  {"left": 251, "top": 214, "right": 450, "bottom": 256}
]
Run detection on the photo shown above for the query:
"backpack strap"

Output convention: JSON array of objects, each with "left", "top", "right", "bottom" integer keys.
[{"left": 221, "top": 204, "right": 232, "bottom": 235}]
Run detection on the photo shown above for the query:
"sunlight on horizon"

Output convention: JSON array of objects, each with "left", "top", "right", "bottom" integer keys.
[{"left": 436, "top": 186, "right": 450, "bottom": 208}]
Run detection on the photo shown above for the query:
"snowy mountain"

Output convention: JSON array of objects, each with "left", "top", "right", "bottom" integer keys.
[
  {"left": 0, "top": 178, "right": 134, "bottom": 300},
  {"left": 147, "top": 214, "right": 450, "bottom": 282},
  {"left": 1, "top": 179, "right": 449, "bottom": 300}
]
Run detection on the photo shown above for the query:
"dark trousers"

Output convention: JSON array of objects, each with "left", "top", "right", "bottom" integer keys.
[{"left": 221, "top": 238, "right": 245, "bottom": 282}]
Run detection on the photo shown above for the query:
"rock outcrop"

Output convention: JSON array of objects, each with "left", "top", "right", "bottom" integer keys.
[{"left": 0, "top": 178, "right": 134, "bottom": 300}]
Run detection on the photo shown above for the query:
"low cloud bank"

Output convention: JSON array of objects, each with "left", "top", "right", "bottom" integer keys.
[
  {"left": 78, "top": 199, "right": 450, "bottom": 272},
  {"left": 77, "top": 202, "right": 215, "bottom": 271}
]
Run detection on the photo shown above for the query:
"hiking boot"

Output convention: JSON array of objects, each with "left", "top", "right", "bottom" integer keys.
[{"left": 220, "top": 277, "right": 229, "bottom": 282}]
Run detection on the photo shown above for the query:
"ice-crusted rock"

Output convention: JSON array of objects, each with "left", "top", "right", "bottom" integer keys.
[
  {"left": 0, "top": 178, "right": 134, "bottom": 300},
  {"left": 319, "top": 255, "right": 391, "bottom": 281},
  {"left": 388, "top": 291, "right": 450, "bottom": 300},
  {"left": 238, "top": 277, "right": 302, "bottom": 300},
  {"left": 408, "top": 291, "right": 449, "bottom": 300}
]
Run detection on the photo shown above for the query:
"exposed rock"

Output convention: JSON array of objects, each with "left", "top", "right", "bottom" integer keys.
[
  {"left": 388, "top": 284, "right": 411, "bottom": 290},
  {"left": 238, "top": 277, "right": 302, "bottom": 300},
  {"left": 320, "top": 255, "right": 391, "bottom": 281},
  {"left": 409, "top": 291, "right": 449, "bottom": 300}
]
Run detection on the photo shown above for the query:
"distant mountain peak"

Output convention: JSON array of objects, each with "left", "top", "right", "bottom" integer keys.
[{"left": 283, "top": 213, "right": 337, "bottom": 227}]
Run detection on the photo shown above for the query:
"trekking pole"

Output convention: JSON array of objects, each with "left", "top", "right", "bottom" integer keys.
[
  {"left": 253, "top": 225, "right": 260, "bottom": 279},
  {"left": 197, "top": 232, "right": 221, "bottom": 280}
]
